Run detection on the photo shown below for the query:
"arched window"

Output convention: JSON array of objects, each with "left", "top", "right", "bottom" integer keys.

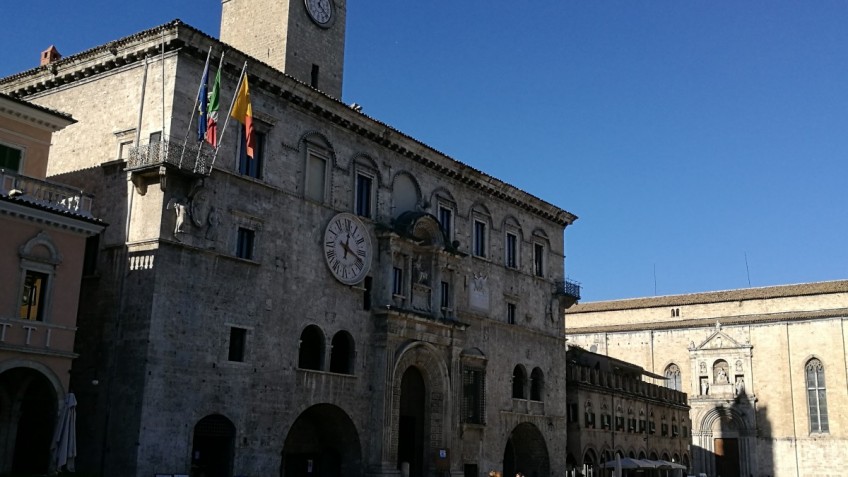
[
  {"left": 664, "top": 363, "right": 681, "bottom": 391},
  {"left": 806, "top": 358, "right": 829, "bottom": 433},
  {"left": 298, "top": 325, "right": 325, "bottom": 370},
  {"left": 512, "top": 365, "right": 527, "bottom": 399},
  {"left": 530, "top": 367, "right": 544, "bottom": 401},
  {"left": 329, "top": 331, "right": 355, "bottom": 374}
]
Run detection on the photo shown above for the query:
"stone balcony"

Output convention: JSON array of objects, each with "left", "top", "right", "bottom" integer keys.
[{"left": 1, "top": 169, "right": 94, "bottom": 216}]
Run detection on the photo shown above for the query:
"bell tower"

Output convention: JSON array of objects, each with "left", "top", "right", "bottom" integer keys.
[{"left": 220, "top": 0, "right": 347, "bottom": 99}]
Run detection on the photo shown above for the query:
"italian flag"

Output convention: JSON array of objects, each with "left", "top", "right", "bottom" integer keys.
[{"left": 205, "top": 67, "right": 221, "bottom": 147}]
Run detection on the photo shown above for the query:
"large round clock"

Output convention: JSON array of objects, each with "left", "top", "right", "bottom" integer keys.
[
  {"left": 323, "top": 212, "right": 372, "bottom": 285},
  {"left": 305, "top": 0, "right": 334, "bottom": 27}
]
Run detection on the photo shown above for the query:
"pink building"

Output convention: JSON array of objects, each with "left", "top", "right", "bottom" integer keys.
[{"left": 0, "top": 92, "right": 104, "bottom": 474}]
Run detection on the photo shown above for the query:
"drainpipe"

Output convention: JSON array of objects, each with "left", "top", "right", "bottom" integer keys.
[{"left": 785, "top": 323, "right": 800, "bottom": 477}]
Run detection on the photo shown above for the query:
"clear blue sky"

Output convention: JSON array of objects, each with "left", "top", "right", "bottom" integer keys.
[{"left": 3, "top": 2, "right": 847, "bottom": 301}]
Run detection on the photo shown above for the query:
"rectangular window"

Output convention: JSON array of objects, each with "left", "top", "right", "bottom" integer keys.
[
  {"left": 462, "top": 366, "right": 486, "bottom": 424},
  {"left": 567, "top": 404, "right": 578, "bottom": 423},
  {"left": 601, "top": 414, "right": 611, "bottom": 430},
  {"left": 119, "top": 140, "right": 133, "bottom": 160},
  {"left": 438, "top": 205, "right": 453, "bottom": 242},
  {"left": 0, "top": 143, "right": 23, "bottom": 172},
  {"left": 639, "top": 419, "right": 647, "bottom": 433},
  {"left": 306, "top": 153, "right": 327, "bottom": 202},
  {"left": 615, "top": 416, "right": 625, "bottom": 431},
  {"left": 392, "top": 267, "right": 404, "bottom": 295},
  {"left": 534, "top": 243, "right": 544, "bottom": 277},
  {"left": 661, "top": 423, "right": 669, "bottom": 436},
  {"left": 440, "top": 281, "right": 450, "bottom": 309},
  {"left": 238, "top": 129, "right": 264, "bottom": 179},
  {"left": 505, "top": 232, "right": 518, "bottom": 269},
  {"left": 473, "top": 220, "right": 487, "bottom": 258},
  {"left": 355, "top": 173, "right": 373, "bottom": 218},
  {"left": 236, "top": 227, "right": 255, "bottom": 260},
  {"left": 649, "top": 421, "right": 656, "bottom": 434},
  {"left": 507, "top": 303, "right": 516, "bottom": 325},
  {"left": 228, "top": 327, "right": 247, "bottom": 362},
  {"left": 19, "top": 270, "right": 48, "bottom": 321}
]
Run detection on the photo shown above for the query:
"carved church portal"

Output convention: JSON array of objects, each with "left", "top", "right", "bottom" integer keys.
[
  {"left": 281, "top": 404, "right": 362, "bottom": 477},
  {"left": 503, "top": 422, "right": 550, "bottom": 477},
  {"left": 714, "top": 438, "right": 739, "bottom": 477},
  {"left": 398, "top": 367, "right": 426, "bottom": 477},
  {"left": 0, "top": 367, "right": 57, "bottom": 474}
]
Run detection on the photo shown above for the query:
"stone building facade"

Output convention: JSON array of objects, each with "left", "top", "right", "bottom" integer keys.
[
  {"left": 0, "top": 93, "right": 105, "bottom": 473},
  {"left": 1, "top": 2, "right": 579, "bottom": 477},
  {"left": 565, "top": 281, "right": 848, "bottom": 477},
  {"left": 564, "top": 346, "right": 691, "bottom": 476}
]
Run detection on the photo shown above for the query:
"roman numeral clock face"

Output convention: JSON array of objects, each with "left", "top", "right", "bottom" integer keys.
[{"left": 323, "top": 213, "right": 372, "bottom": 285}]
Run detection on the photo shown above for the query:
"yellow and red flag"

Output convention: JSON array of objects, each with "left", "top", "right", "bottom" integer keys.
[{"left": 231, "top": 73, "right": 255, "bottom": 158}]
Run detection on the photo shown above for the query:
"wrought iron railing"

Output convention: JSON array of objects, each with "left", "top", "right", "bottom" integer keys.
[
  {"left": 1, "top": 169, "right": 93, "bottom": 216},
  {"left": 127, "top": 138, "right": 214, "bottom": 176},
  {"left": 555, "top": 279, "right": 582, "bottom": 301}
]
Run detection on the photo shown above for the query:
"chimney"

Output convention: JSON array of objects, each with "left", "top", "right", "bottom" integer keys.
[{"left": 40, "top": 46, "right": 61, "bottom": 66}]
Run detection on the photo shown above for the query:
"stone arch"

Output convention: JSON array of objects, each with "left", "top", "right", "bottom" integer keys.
[
  {"left": 388, "top": 341, "right": 451, "bottom": 475},
  {"left": 695, "top": 405, "right": 755, "bottom": 477},
  {"left": 281, "top": 404, "right": 363, "bottom": 477},
  {"left": 350, "top": 152, "right": 381, "bottom": 180},
  {"left": 503, "top": 422, "right": 550, "bottom": 477},
  {"left": 0, "top": 363, "right": 61, "bottom": 474},
  {"left": 298, "top": 324, "right": 325, "bottom": 371},
  {"left": 393, "top": 211, "right": 445, "bottom": 248},
  {"left": 391, "top": 171, "right": 422, "bottom": 218},
  {"left": 429, "top": 187, "right": 457, "bottom": 211},
  {"left": 19, "top": 231, "right": 63, "bottom": 265},
  {"left": 512, "top": 364, "right": 528, "bottom": 399},
  {"left": 190, "top": 414, "right": 235, "bottom": 477},
  {"left": 329, "top": 330, "right": 355, "bottom": 375},
  {"left": 299, "top": 131, "right": 336, "bottom": 161}
]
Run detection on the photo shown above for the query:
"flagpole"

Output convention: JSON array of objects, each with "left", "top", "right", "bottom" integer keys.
[
  {"left": 210, "top": 61, "right": 247, "bottom": 169},
  {"left": 194, "top": 50, "right": 226, "bottom": 174},
  {"left": 160, "top": 27, "right": 166, "bottom": 164},
  {"left": 180, "top": 47, "right": 212, "bottom": 169}
]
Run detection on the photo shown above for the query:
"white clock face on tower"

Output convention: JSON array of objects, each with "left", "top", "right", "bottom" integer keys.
[
  {"left": 323, "top": 213, "right": 372, "bottom": 285},
  {"left": 305, "top": 0, "right": 334, "bottom": 27}
]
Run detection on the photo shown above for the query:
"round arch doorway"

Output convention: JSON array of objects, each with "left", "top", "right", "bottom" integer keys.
[
  {"left": 281, "top": 403, "right": 362, "bottom": 477},
  {"left": 0, "top": 366, "right": 59, "bottom": 475},
  {"left": 502, "top": 422, "right": 550, "bottom": 477}
]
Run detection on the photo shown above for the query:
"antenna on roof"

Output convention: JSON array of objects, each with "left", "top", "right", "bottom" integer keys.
[
  {"left": 744, "top": 252, "right": 751, "bottom": 287},
  {"left": 653, "top": 263, "right": 657, "bottom": 296}
]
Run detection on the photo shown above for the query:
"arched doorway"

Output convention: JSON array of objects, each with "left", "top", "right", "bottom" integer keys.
[
  {"left": 503, "top": 422, "right": 550, "bottom": 477},
  {"left": 191, "top": 414, "right": 235, "bottom": 477},
  {"left": 398, "top": 367, "right": 426, "bottom": 477},
  {"left": 0, "top": 367, "right": 58, "bottom": 474},
  {"left": 694, "top": 406, "right": 754, "bottom": 477},
  {"left": 281, "top": 404, "right": 362, "bottom": 477}
]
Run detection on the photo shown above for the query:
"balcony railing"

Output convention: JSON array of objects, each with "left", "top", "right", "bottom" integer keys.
[
  {"left": 556, "top": 279, "right": 582, "bottom": 301},
  {"left": 127, "top": 137, "right": 214, "bottom": 176},
  {"left": 1, "top": 169, "right": 93, "bottom": 216}
]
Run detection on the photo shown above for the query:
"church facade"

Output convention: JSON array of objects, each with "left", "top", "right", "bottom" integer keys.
[
  {"left": 1, "top": 1, "right": 579, "bottom": 476},
  {"left": 566, "top": 280, "right": 848, "bottom": 477}
]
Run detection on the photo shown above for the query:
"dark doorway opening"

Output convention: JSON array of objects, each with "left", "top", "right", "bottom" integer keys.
[
  {"left": 1, "top": 368, "right": 57, "bottom": 474},
  {"left": 281, "top": 404, "right": 362, "bottom": 477},
  {"left": 191, "top": 414, "right": 235, "bottom": 477},
  {"left": 398, "top": 367, "right": 426, "bottom": 477},
  {"left": 715, "top": 437, "right": 740, "bottom": 477}
]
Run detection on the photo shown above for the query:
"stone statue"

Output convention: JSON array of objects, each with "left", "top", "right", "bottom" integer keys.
[
  {"left": 167, "top": 198, "right": 188, "bottom": 234},
  {"left": 735, "top": 377, "right": 745, "bottom": 396},
  {"left": 717, "top": 367, "right": 728, "bottom": 384},
  {"left": 701, "top": 379, "right": 709, "bottom": 395}
]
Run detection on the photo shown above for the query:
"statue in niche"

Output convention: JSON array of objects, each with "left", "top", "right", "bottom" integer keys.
[
  {"left": 699, "top": 362, "right": 706, "bottom": 374},
  {"left": 735, "top": 360, "right": 743, "bottom": 372},
  {"left": 716, "top": 367, "right": 728, "bottom": 384},
  {"left": 701, "top": 379, "right": 709, "bottom": 395},
  {"left": 735, "top": 377, "right": 745, "bottom": 396},
  {"left": 413, "top": 256, "right": 429, "bottom": 285},
  {"left": 205, "top": 206, "right": 220, "bottom": 241},
  {"left": 167, "top": 198, "right": 188, "bottom": 235}
]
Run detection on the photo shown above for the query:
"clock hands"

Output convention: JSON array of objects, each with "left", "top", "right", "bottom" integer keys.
[{"left": 340, "top": 233, "right": 354, "bottom": 258}]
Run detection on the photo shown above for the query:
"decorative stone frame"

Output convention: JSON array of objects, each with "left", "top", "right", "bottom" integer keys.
[{"left": 17, "top": 231, "right": 62, "bottom": 322}]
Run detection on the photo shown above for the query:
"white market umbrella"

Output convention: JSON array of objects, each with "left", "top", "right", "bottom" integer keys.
[{"left": 51, "top": 392, "right": 77, "bottom": 472}]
